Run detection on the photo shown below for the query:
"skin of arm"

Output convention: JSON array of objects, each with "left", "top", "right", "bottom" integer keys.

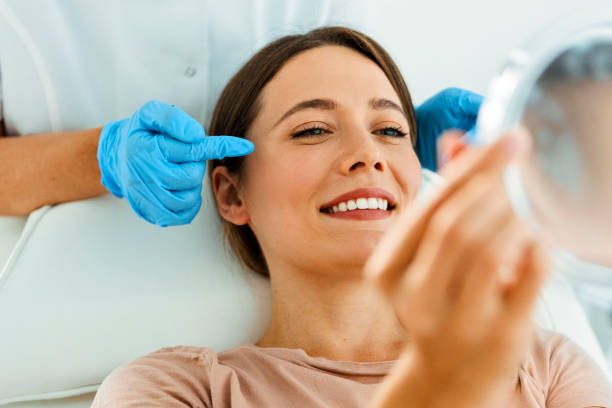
[{"left": 0, "top": 126, "right": 108, "bottom": 215}]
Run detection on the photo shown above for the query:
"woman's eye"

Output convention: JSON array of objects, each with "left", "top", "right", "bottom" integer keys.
[
  {"left": 291, "top": 125, "right": 406, "bottom": 138},
  {"left": 375, "top": 127, "right": 407, "bottom": 137},
  {"left": 291, "top": 126, "right": 330, "bottom": 138}
]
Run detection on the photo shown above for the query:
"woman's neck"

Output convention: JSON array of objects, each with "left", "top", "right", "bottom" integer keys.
[{"left": 255, "top": 263, "right": 409, "bottom": 362}]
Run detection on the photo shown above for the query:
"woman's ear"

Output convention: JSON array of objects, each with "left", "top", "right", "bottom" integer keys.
[{"left": 212, "top": 166, "right": 250, "bottom": 226}]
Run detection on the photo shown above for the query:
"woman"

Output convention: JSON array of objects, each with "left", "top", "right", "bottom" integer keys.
[{"left": 92, "top": 26, "right": 612, "bottom": 407}]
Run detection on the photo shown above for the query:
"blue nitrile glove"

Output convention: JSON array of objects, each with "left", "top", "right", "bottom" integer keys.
[
  {"left": 415, "top": 87, "right": 483, "bottom": 171},
  {"left": 97, "top": 100, "right": 254, "bottom": 227}
]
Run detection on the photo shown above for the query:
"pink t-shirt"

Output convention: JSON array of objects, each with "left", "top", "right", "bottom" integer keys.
[{"left": 91, "top": 328, "right": 612, "bottom": 407}]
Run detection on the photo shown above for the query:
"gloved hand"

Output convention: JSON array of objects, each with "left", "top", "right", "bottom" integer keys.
[
  {"left": 97, "top": 100, "right": 253, "bottom": 227},
  {"left": 414, "top": 87, "right": 483, "bottom": 171}
]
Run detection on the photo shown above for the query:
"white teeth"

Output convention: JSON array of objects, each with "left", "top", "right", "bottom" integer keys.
[
  {"left": 356, "top": 198, "right": 368, "bottom": 209},
  {"left": 325, "top": 197, "right": 394, "bottom": 213}
]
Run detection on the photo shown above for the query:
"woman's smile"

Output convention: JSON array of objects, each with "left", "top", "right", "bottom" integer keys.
[
  {"left": 319, "top": 187, "right": 397, "bottom": 220},
  {"left": 320, "top": 207, "right": 393, "bottom": 220}
]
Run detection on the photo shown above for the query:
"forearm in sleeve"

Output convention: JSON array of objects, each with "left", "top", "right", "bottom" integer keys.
[{"left": 0, "top": 127, "right": 108, "bottom": 215}]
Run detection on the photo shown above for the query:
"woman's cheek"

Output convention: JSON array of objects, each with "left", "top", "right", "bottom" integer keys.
[
  {"left": 385, "top": 146, "right": 421, "bottom": 201},
  {"left": 251, "top": 147, "right": 317, "bottom": 205}
]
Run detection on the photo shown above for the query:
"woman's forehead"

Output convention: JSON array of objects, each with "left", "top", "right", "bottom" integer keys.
[{"left": 258, "top": 46, "right": 401, "bottom": 119}]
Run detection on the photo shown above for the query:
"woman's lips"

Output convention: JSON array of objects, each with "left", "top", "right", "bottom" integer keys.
[
  {"left": 320, "top": 208, "right": 392, "bottom": 220},
  {"left": 319, "top": 187, "right": 397, "bottom": 210}
]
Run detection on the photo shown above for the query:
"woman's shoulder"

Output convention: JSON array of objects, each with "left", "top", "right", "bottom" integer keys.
[
  {"left": 525, "top": 328, "right": 606, "bottom": 375},
  {"left": 519, "top": 327, "right": 612, "bottom": 407},
  {"left": 91, "top": 345, "right": 218, "bottom": 408},
  {"left": 115, "top": 345, "right": 218, "bottom": 373}
]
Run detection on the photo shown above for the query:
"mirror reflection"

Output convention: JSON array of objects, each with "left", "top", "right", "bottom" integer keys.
[{"left": 517, "top": 41, "right": 612, "bottom": 266}]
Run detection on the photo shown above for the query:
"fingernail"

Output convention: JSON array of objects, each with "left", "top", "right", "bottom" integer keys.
[
  {"left": 440, "top": 152, "right": 448, "bottom": 166},
  {"left": 461, "top": 129, "right": 476, "bottom": 145},
  {"left": 502, "top": 136, "right": 520, "bottom": 157}
]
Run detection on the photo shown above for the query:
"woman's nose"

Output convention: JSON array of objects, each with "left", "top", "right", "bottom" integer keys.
[{"left": 340, "top": 131, "right": 385, "bottom": 174}]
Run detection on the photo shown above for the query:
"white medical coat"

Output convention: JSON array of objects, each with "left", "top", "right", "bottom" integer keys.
[{"left": 0, "top": 0, "right": 372, "bottom": 136}]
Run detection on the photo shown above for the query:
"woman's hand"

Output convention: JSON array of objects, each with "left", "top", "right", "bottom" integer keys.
[{"left": 364, "top": 128, "right": 551, "bottom": 408}]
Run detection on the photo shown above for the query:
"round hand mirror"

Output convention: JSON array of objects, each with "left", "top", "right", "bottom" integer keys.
[{"left": 475, "top": 12, "right": 612, "bottom": 302}]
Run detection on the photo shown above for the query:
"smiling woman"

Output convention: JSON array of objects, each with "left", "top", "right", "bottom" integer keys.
[
  {"left": 207, "top": 27, "right": 419, "bottom": 278},
  {"left": 91, "top": 26, "right": 612, "bottom": 408}
]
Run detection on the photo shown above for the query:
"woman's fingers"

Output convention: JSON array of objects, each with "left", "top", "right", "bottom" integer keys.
[
  {"left": 364, "top": 130, "right": 526, "bottom": 298},
  {"left": 431, "top": 178, "right": 513, "bottom": 301},
  {"left": 399, "top": 174, "right": 502, "bottom": 316},
  {"left": 454, "top": 213, "right": 530, "bottom": 328},
  {"left": 396, "top": 173, "right": 490, "bottom": 291},
  {"left": 437, "top": 130, "right": 474, "bottom": 173},
  {"left": 503, "top": 241, "right": 551, "bottom": 326},
  {"left": 401, "top": 181, "right": 519, "bottom": 339}
]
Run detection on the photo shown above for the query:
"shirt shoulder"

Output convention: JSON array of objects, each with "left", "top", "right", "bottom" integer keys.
[
  {"left": 520, "top": 328, "right": 612, "bottom": 408},
  {"left": 91, "top": 346, "right": 217, "bottom": 408}
]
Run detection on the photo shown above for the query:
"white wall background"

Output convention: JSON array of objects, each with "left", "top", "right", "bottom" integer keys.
[{"left": 366, "top": 0, "right": 612, "bottom": 104}]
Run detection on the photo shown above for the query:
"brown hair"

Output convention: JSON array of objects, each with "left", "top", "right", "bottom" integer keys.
[{"left": 207, "top": 26, "right": 417, "bottom": 278}]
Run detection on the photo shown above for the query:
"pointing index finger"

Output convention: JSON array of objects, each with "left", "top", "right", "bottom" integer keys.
[
  {"left": 159, "top": 135, "right": 254, "bottom": 163},
  {"left": 201, "top": 136, "right": 255, "bottom": 160}
]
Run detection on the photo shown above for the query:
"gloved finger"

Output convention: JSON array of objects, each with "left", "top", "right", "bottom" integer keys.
[
  {"left": 158, "top": 134, "right": 253, "bottom": 163},
  {"left": 132, "top": 181, "right": 202, "bottom": 223},
  {"left": 153, "top": 184, "right": 203, "bottom": 214},
  {"left": 191, "top": 136, "right": 254, "bottom": 161},
  {"left": 444, "top": 88, "right": 483, "bottom": 131},
  {"left": 156, "top": 198, "right": 203, "bottom": 227},
  {"left": 156, "top": 162, "right": 206, "bottom": 191},
  {"left": 137, "top": 100, "right": 206, "bottom": 144},
  {"left": 458, "top": 90, "right": 484, "bottom": 117}
]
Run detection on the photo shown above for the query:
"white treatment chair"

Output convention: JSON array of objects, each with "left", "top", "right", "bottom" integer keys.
[{"left": 0, "top": 169, "right": 608, "bottom": 408}]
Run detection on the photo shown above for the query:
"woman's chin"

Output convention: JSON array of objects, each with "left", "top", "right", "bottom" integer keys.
[
  {"left": 283, "top": 235, "right": 387, "bottom": 272},
  {"left": 329, "top": 238, "right": 384, "bottom": 265}
]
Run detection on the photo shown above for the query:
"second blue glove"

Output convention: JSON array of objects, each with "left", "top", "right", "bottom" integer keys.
[{"left": 415, "top": 88, "right": 483, "bottom": 171}]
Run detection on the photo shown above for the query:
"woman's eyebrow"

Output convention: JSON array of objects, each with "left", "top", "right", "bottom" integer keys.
[
  {"left": 369, "top": 98, "right": 406, "bottom": 119},
  {"left": 272, "top": 98, "right": 337, "bottom": 129},
  {"left": 271, "top": 97, "right": 406, "bottom": 130}
]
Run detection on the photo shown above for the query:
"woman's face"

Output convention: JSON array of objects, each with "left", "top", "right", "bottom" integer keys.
[{"left": 218, "top": 45, "right": 422, "bottom": 276}]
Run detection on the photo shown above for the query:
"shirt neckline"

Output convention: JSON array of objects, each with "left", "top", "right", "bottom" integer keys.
[{"left": 234, "top": 344, "right": 398, "bottom": 375}]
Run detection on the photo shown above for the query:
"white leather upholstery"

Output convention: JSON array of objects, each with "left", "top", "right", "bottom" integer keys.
[
  {"left": 0, "top": 184, "right": 271, "bottom": 406},
  {"left": 0, "top": 170, "right": 608, "bottom": 407},
  {"left": 0, "top": 216, "right": 26, "bottom": 272}
]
